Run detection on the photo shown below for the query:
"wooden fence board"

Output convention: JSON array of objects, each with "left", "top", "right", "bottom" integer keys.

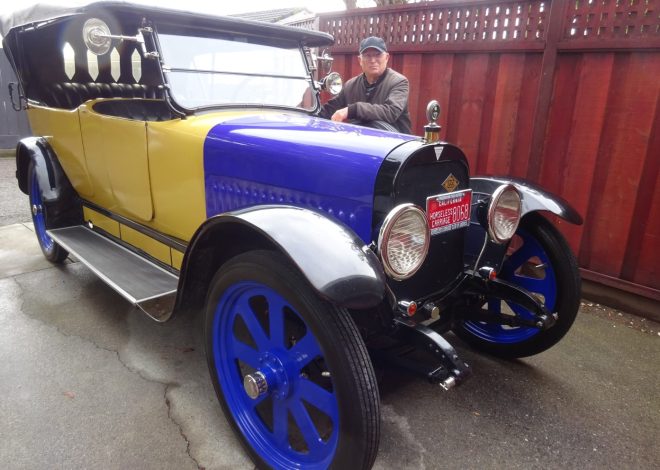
[
  {"left": 414, "top": 53, "right": 454, "bottom": 139},
  {"left": 539, "top": 54, "right": 581, "bottom": 194},
  {"left": 430, "top": 54, "right": 455, "bottom": 141},
  {"left": 454, "top": 53, "right": 490, "bottom": 169},
  {"left": 350, "top": 55, "right": 362, "bottom": 79},
  {"left": 509, "top": 52, "right": 541, "bottom": 178},
  {"left": 332, "top": 54, "right": 348, "bottom": 81},
  {"left": 484, "top": 53, "right": 526, "bottom": 175},
  {"left": 446, "top": 53, "right": 466, "bottom": 145},
  {"left": 400, "top": 53, "right": 423, "bottom": 132},
  {"left": 556, "top": 53, "right": 614, "bottom": 254},
  {"left": 475, "top": 53, "right": 499, "bottom": 174},
  {"left": 622, "top": 83, "right": 660, "bottom": 287},
  {"left": 582, "top": 52, "right": 659, "bottom": 278}
]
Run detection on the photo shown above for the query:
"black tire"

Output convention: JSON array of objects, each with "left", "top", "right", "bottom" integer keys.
[
  {"left": 454, "top": 213, "right": 581, "bottom": 358},
  {"left": 204, "top": 250, "right": 380, "bottom": 469},
  {"left": 27, "top": 162, "right": 69, "bottom": 263}
]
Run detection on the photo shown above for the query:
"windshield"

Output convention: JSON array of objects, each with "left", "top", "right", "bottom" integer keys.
[{"left": 158, "top": 33, "right": 316, "bottom": 110}]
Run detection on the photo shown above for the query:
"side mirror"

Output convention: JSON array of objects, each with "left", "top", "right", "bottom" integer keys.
[
  {"left": 82, "top": 18, "right": 157, "bottom": 59},
  {"left": 317, "top": 49, "right": 334, "bottom": 76},
  {"left": 83, "top": 18, "right": 114, "bottom": 55}
]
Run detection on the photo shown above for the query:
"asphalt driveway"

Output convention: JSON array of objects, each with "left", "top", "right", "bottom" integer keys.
[{"left": 0, "top": 156, "right": 658, "bottom": 469}]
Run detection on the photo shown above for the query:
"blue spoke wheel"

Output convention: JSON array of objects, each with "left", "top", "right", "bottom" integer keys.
[
  {"left": 455, "top": 213, "right": 581, "bottom": 358},
  {"left": 28, "top": 162, "right": 68, "bottom": 263},
  {"left": 204, "top": 250, "right": 379, "bottom": 469}
]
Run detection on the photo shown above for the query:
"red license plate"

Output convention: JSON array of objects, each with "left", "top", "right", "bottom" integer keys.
[{"left": 426, "top": 189, "right": 472, "bottom": 235}]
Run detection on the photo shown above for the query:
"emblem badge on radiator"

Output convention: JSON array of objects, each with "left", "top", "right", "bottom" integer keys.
[{"left": 442, "top": 173, "right": 460, "bottom": 192}]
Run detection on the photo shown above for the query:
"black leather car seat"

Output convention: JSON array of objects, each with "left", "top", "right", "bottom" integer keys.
[{"left": 41, "top": 82, "right": 165, "bottom": 109}]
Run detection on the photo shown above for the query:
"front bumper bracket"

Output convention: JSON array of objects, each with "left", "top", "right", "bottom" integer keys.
[
  {"left": 391, "top": 317, "right": 471, "bottom": 390},
  {"left": 465, "top": 276, "right": 557, "bottom": 330}
]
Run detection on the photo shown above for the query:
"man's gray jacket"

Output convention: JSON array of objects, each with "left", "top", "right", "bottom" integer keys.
[{"left": 319, "top": 68, "right": 412, "bottom": 134}]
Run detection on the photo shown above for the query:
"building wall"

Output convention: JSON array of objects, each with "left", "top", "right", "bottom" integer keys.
[{"left": 0, "top": 50, "right": 31, "bottom": 149}]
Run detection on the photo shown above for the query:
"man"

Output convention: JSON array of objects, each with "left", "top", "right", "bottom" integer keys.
[{"left": 319, "top": 36, "right": 412, "bottom": 134}]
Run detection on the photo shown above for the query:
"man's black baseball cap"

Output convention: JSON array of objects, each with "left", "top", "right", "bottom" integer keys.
[{"left": 359, "top": 36, "right": 387, "bottom": 54}]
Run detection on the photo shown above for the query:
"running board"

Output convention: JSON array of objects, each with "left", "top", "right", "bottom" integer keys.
[{"left": 47, "top": 226, "right": 178, "bottom": 322}]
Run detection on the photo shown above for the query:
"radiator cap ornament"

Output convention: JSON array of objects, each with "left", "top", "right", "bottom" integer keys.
[{"left": 424, "top": 100, "right": 442, "bottom": 143}]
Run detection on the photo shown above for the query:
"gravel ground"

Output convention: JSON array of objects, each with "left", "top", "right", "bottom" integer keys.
[{"left": 580, "top": 300, "right": 659, "bottom": 336}]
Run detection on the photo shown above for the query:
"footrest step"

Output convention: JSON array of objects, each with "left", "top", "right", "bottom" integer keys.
[{"left": 48, "top": 226, "right": 178, "bottom": 321}]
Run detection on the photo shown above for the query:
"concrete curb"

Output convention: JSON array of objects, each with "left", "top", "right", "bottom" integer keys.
[{"left": 582, "top": 279, "right": 660, "bottom": 324}]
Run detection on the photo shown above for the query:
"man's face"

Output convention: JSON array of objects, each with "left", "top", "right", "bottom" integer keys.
[{"left": 359, "top": 47, "right": 389, "bottom": 82}]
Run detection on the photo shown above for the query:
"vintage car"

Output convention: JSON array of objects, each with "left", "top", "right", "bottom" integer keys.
[{"left": 3, "top": 2, "right": 582, "bottom": 469}]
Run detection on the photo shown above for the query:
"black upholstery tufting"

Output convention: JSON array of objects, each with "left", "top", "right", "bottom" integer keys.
[{"left": 41, "top": 82, "right": 165, "bottom": 109}]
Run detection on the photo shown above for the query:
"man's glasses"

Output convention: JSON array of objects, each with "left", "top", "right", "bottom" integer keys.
[{"left": 360, "top": 52, "right": 385, "bottom": 61}]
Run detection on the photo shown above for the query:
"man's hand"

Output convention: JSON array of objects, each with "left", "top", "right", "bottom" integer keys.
[{"left": 331, "top": 107, "right": 349, "bottom": 122}]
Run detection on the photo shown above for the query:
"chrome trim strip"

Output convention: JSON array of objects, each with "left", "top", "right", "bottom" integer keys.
[
  {"left": 82, "top": 200, "right": 188, "bottom": 252},
  {"left": 137, "top": 289, "right": 178, "bottom": 303}
]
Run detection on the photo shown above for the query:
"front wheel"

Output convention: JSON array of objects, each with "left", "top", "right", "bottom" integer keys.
[
  {"left": 455, "top": 213, "right": 581, "bottom": 358},
  {"left": 28, "top": 163, "right": 68, "bottom": 263},
  {"left": 204, "top": 250, "right": 380, "bottom": 469}
]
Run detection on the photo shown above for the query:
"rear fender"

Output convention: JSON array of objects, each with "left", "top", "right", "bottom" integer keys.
[
  {"left": 174, "top": 205, "right": 387, "bottom": 315},
  {"left": 16, "top": 137, "right": 66, "bottom": 200}
]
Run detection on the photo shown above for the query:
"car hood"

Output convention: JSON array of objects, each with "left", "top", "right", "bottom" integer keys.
[{"left": 203, "top": 112, "right": 418, "bottom": 242}]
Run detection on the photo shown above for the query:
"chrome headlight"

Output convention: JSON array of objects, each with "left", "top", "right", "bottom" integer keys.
[
  {"left": 487, "top": 184, "right": 522, "bottom": 243},
  {"left": 377, "top": 204, "right": 430, "bottom": 280},
  {"left": 321, "top": 72, "right": 343, "bottom": 95}
]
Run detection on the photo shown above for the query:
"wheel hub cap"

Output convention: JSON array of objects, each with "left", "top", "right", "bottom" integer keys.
[
  {"left": 243, "top": 351, "right": 291, "bottom": 401},
  {"left": 243, "top": 371, "right": 268, "bottom": 399}
]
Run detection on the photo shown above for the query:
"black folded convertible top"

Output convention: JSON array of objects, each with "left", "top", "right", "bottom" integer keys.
[{"left": 0, "top": 1, "right": 334, "bottom": 47}]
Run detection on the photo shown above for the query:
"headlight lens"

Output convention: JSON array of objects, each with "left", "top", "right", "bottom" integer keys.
[
  {"left": 322, "top": 72, "right": 343, "bottom": 95},
  {"left": 378, "top": 204, "right": 430, "bottom": 280},
  {"left": 487, "top": 184, "right": 522, "bottom": 243}
]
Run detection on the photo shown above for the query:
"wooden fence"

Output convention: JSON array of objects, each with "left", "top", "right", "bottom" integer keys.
[{"left": 319, "top": 0, "right": 660, "bottom": 301}]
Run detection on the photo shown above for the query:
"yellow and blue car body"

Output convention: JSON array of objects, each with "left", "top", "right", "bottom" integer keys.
[{"left": 2, "top": 3, "right": 584, "bottom": 469}]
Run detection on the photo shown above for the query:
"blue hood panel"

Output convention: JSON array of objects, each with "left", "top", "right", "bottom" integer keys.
[{"left": 203, "top": 113, "right": 416, "bottom": 242}]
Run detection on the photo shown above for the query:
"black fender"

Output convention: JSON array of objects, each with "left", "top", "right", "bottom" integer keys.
[
  {"left": 471, "top": 176, "right": 583, "bottom": 225},
  {"left": 174, "top": 205, "right": 387, "bottom": 315},
  {"left": 15, "top": 137, "right": 81, "bottom": 226},
  {"left": 16, "top": 137, "right": 66, "bottom": 199}
]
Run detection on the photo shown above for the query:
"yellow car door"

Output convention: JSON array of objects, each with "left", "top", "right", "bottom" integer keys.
[{"left": 79, "top": 101, "right": 154, "bottom": 222}]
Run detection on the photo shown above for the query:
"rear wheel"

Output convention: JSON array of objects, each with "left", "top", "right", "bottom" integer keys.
[
  {"left": 455, "top": 214, "right": 581, "bottom": 358},
  {"left": 28, "top": 163, "right": 68, "bottom": 263},
  {"left": 204, "top": 250, "right": 380, "bottom": 469}
]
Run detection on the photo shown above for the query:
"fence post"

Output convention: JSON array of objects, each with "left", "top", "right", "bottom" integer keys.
[{"left": 527, "top": 0, "right": 568, "bottom": 182}]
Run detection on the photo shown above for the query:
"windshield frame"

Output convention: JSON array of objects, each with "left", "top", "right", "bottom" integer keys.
[{"left": 152, "top": 24, "right": 321, "bottom": 115}]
